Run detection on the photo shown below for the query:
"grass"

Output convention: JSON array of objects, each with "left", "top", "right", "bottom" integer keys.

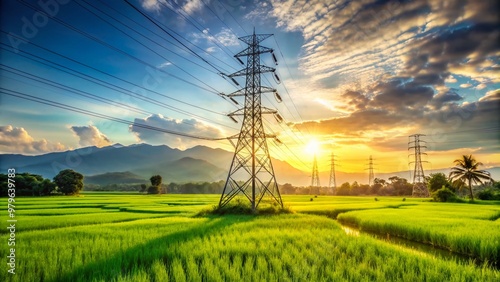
[
  {"left": 0, "top": 193, "right": 499, "bottom": 281},
  {"left": 337, "top": 202, "right": 500, "bottom": 265}
]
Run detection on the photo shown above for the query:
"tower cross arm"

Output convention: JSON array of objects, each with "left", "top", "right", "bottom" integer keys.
[
  {"left": 235, "top": 46, "right": 274, "bottom": 57},
  {"left": 224, "top": 86, "right": 276, "bottom": 98},
  {"left": 238, "top": 33, "right": 273, "bottom": 45},
  {"left": 228, "top": 65, "right": 276, "bottom": 77}
]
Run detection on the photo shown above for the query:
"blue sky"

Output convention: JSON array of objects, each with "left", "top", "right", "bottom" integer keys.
[{"left": 1, "top": 0, "right": 499, "bottom": 172}]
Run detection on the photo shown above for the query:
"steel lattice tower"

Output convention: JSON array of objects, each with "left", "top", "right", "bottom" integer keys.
[
  {"left": 329, "top": 153, "right": 337, "bottom": 194},
  {"left": 367, "top": 155, "right": 374, "bottom": 186},
  {"left": 219, "top": 30, "right": 283, "bottom": 211},
  {"left": 409, "top": 134, "right": 429, "bottom": 197},
  {"left": 311, "top": 154, "right": 320, "bottom": 188}
]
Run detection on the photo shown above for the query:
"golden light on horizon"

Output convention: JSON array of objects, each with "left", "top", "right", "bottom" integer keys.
[{"left": 305, "top": 139, "right": 321, "bottom": 156}]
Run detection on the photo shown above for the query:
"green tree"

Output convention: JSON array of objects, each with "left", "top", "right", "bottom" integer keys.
[
  {"left": 351, "top": 181, "right": 361, "bottom": 195},
  {"left": 34, "top": 179, "right": 57, "bottom": 196},
  {"left": 147, "top": 185, "right": 160, "bottom": 194},
  {"left": 53, "top": 169, "right": 84, "bottom": 195},
  {"left": 427, "top": 173, "right": 451, "bottom": 192},
  {"left": 336, "top": 182, "right": 351, "bottom": 196},
  {"left": 150, "top": 175, "right": 162, "bottom": 187},
  {"left": 370, "top": 178, "right": 385, "bottom": 195},
  {"left": 449, "top": 155, "right": 492, "bottom": 201},
  {"left": 140, "top": 184, "right": 147, "bottom": 193},
  {"left": 388, "top": 176, "right": 412, "bottom": 196},
  {"left": 148, "top": 175, "right": 162, "bottom": 194}
]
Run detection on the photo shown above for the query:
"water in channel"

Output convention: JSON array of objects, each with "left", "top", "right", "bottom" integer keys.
[{"left": 339, "top": 224, "right": 497, "bottom": 269}]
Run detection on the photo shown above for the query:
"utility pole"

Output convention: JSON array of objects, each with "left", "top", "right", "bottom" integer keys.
[
  {"left": 219, "top": 30, "right": 283, "bottom": 211},
  {"left": 409, "top": 134, "right": 429, "bottom": 197},
  {"left": 366, "top": 155, "right": 375, "bottom": 186},
  {"left": 329, "top": 153, "right": 337, "bottom": 194},
  {"left": 311, "top": 154, "right": 320, "bottom": 194}
]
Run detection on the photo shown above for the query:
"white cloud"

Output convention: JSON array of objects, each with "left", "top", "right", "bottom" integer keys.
[
  {"left": 129, "top": 114, "right": 225, "bottom": 149},
  {"left": 476, "top": 83, "right": 487, "bottom": 90},
  {"left": 157, "top": 61, "right": 172, "bottom": 69},
  {"left": 182, "top": 0, "right": 204, "bottom": 15},
  {"left": 140, "top": 0, "right": 203, "bottom": 14},
  {"left": 70, "top": 125, "right": 112, "bottom": 148},
  {"left": 140, "top": 0, "right": 164, "bottom": 11},
  {"left": 206, "top": 46, "right": 217, "bottom": 53},
  {"left": 445, "top": 75, "right": 457, "bottom": 83},
  {"left": 215, "top": 27, "right": 240, "bottom": 46},
  {"left": 0, "top": 125, "right": 66, "bottom": 154},
  {"left": 460, "top": 83, "right": 473, "bottom": 88}
]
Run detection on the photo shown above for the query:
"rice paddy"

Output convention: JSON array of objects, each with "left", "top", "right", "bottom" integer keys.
[{"left": 1, "top": 193, "right": 499, "bottom": 281}]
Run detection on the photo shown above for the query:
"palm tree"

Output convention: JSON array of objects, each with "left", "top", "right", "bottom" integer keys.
[{"left": 449, "top": 155, "right": 492, "bottom": 201}]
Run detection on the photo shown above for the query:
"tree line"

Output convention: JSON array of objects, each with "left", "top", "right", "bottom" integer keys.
[{"left": 0, "top": 169, "right": 83, "bottom": 196}]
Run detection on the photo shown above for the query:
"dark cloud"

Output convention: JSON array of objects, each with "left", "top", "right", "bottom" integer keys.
[{"left": 429, "top": 89, "right": 463, "bottom": 109}]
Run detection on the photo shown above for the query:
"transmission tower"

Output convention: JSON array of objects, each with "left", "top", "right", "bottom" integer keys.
[
  {"left": 329, "top": 153, "right": 337, "bottom": 194},
  {"left": 218, "top": 30, "right": 283, "bottom": 211},
  {"left": 311, "top": 153, "right": 320, "bottom": 186},
  {"left": 408, "top": 134, "right": 429, "bottom": 197},
  {"left": 309, "top": 154, "right": 321, "bottom": 195},
  {"left": 366, "top": 155, "right": 375, "bottom": 186}
]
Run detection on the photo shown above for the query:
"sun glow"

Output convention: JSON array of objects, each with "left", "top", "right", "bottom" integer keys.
[{"left": 305, "top": 139, "right": 320, "bottom": 155}]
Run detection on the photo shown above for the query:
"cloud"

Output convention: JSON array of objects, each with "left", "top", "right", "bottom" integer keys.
[
  {"left": 140, "top": 0, "right": 164, "bottom": 11},
  {"left": 476, "top": 83, "right": 487, "bottom": 90},
  {"left": 206, "top": 46, "right": 217, "bottom": 53},
  {"left": 266, "top": 0, "right": 499, "bottom": 155},
  {"left": 70, "top": 125, "right": 112, "bottom": 148},
  {"left": 445, "top": 75, "right": 457, "bottom": 83},
  {"left": 0, "top": 125, "right": 66, "bottom": 154},
  {"left": 157, "top": 61, "right": 172, "bottom": 69},
  {"left": 191, "top": 27, "right": 240, "bottom": 48},
  {"left": 214, "top": 27, "right": 240, "bottom": 46},
  {"left": 129, "top": 114, "right": 225, "bottom": 149},
  {"left": 140, "top": 0, "right": 203, "bottom": 14},
  {"left": 182, "top": 0, "right": 204, "bottom": 15}
]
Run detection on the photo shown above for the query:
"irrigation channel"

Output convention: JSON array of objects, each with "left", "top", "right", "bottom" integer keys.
[{"left": 337, "top": 222, "right": 498, "bottom": 269}]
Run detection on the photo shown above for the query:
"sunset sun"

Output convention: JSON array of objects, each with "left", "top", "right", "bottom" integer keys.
[{"left": 305, "top": 139, "right": 321, "bottom": 156}]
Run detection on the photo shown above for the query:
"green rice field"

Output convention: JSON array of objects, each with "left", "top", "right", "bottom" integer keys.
[{"left": 1, "top": 193, "right": 499, "bottom": 281}]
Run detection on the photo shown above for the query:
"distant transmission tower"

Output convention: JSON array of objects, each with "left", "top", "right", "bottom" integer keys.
[
  {"left": 311, "top": 154, "right": 320, "bottom": 189},
  {"left": 219, "top": 30, "right": 283, "bottom": 211},
  {"left": 329, "top": 153, "right": 337, "bottom": 194},
  {"left": 408, "top": 134, "right": 429, "bottom": 197},
  {"left": 366, "top": 155, "right": 374, "bottom": 186}
]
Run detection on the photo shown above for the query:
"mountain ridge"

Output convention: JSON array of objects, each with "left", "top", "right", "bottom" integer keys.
[{"left": 1, "top": 144, "right": 498, "bottom": 185}]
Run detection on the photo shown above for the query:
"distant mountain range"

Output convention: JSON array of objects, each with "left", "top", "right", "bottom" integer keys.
[{"left": 1, "top": 144, "right": 498, "bottom": 186}]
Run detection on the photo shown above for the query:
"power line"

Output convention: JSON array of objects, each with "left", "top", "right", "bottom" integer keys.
[
  {"left": 16, "top": 0, "right": 223, "bottom": 95},
  {"left": 0, "top": 88, "right": 233, "bottom": 141},
  {"left": 0, "top": 43, "right": 238, "bottom": 131},
  {"left": 123, "top": 0, "right": 233, "bottom": 76}
]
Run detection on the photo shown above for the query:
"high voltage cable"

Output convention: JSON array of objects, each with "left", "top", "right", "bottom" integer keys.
[
  {"left": 123, "top": 0, "right": 232, "bottom": 76},
  {"left": 1, "top": 65, "right": 224, "bottom": 130},
  {"left": 89, "top": 0, "right": 219, "bottom": 74},
  {"left": 16, "top": 0, "right": 221, "bottom": 95},
  {"left": 131, "top": 0, "right": 309, "bottom": 149},
  {"left": 93, "top": 0, "right": 234, "bottom": 74},
  {"left": 73, "top": 0, "right": 221, "bottom": 94},
  {"left": 158, "top": 0, "right": 240, "bottom": 65},
  {"left": 190, "top": 1, "right": 311, "bottom": 143},
  {"left": 1, "top": 65, "right": 152, "bottom": 116},
  {"left": 79, "top": 0, "right": 223, "bottom": 75},
  {"left": 0, "top": 37, "right": 230, "bottom": 119},
  {"left": 0, "top": 88, "right": 234, "bottom": 142},
  {"left": 0, "top": 43, "right": 239, "bottom": 131},
  {"left": 199, "top": 0, "right": 243, "bottom": 47}
]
